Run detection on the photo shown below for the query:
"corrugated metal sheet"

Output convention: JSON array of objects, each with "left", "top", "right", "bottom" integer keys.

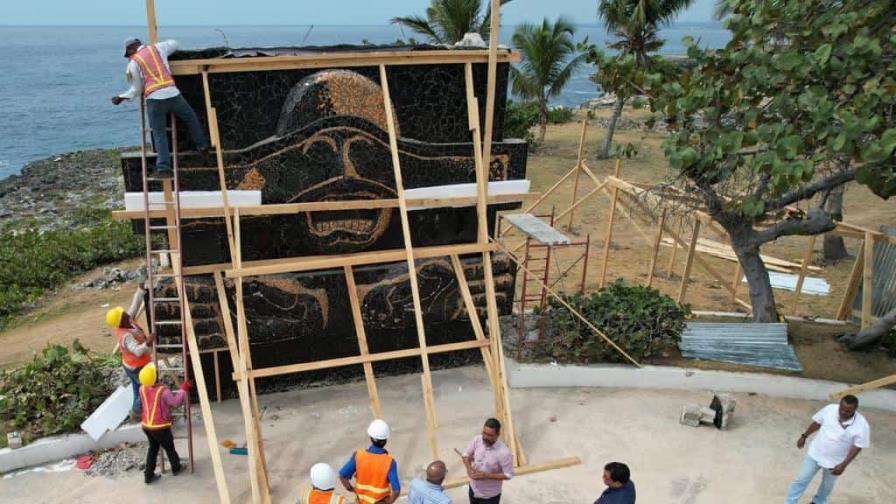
[
  {"left": 852, "top": 226, "right": 896, "bottom": 319},
  {"left": 679, "top": 322, "right": 802, "bottom": 372}
]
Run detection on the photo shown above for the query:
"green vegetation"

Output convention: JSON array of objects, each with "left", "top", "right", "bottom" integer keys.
[
  {"left": 390, "top": 0, "right": 511, "bottom": 45},
  {"left": 0, "top": 341, "right": 115, "bottom": 444},
  {"left": 0, "top": 212, "right": 144, "bottom": 329},
  {"left": 504, "top": 102, "right": 576, "bottom": 144},
  {"left": 525, "top": 280, "right": 690, "bottom": 364}
]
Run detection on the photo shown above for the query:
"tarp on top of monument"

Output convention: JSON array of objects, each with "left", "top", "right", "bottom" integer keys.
[{"left": 678, "top": 322, "right": 802, "bottom": 372}]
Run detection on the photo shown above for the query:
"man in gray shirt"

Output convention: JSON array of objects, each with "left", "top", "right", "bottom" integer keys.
[{"left": 408, "top": 460, "right": 452, "bottom": 504}]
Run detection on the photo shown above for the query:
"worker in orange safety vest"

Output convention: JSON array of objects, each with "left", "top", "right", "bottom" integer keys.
[
  {"left": 106, "top": 306, "right": 154, "bottom": 417},
  {"left": 139, "top": 363, "right": 192, "bottom": 485},
  {"left": 300, "top": 463, "right": 346, "bottom": 504},
  {"left": 111, "top": 37, "right": 209, "bottom": 178},
  {"left": 339, "top": 419, "right": 400, "bottom": 503}
]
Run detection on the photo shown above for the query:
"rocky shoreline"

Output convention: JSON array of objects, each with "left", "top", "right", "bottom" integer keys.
[{"left": 0, "top": 148, "right": 128, "bottom": 234}]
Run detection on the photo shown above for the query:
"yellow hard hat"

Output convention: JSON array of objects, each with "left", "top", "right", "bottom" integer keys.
[
  {"left": 138, "top": 363, "right": 157, "bottom": 386},
  {"left": 105, "top": 307, "right": 125, "bottom": 328}
]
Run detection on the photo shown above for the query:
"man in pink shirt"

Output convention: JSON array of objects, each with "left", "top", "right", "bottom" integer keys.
[
  {"left": 138, "top": 363, "right": 192, "bottom": 485},
  {"left": 458, "top": 418, "right": 513, "bottom": 503}
]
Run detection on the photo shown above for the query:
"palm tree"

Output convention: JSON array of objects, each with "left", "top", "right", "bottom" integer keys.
[
  {"left": 596, "top": 0, "right": 694, "bottom": 158},
  {"left": 510, "top": 18, "right": 585, "bottom": 143},
  {"left": 391, "top": 0, "right": 513, "bottom": 45}
]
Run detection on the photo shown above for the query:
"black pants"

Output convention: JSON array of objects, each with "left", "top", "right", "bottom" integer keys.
[
  {"left": 143, "top": 427, "right": 181, "bottom": 481},
  {"left": 146, "top": 94, "right": 209, "bottom": 171},
  {"left": 469, "top": 487, "right": 501, "bottom": 504}
]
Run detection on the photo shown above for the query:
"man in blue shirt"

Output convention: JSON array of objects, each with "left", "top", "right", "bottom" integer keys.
[
  {"left": 339, "top": 419, "right": 400, "bottom": 503},
  {"left": 594, "top": 462, "right": 636, "bottom": 504},
  {"left": 408, "top": 460, "right": 452, "bottom": 504}
]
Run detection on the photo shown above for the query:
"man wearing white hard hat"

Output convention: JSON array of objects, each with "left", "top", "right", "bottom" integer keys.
[
  {"left": 300, "top": 463, "right": 345, "bottom": 504},
  {"left": 339, "top": 419, "right": 400, "bottom": 503}
]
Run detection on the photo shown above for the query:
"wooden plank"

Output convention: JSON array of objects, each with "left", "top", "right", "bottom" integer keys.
[
  {"left": 221, "top": 242, "right": 497, "bottom": 278},
  {"left": 599, "top": 181, "right": 619, "bottom": 288},
  {"left": 863, "top": 231, "right": 874, "bottom": 329},
  {"left": 837, "top": 242, "right": 865, "bottom": 320},
  {"left": 646, "top": 209, "right": 667, "bottom": 288},
  {"left": 344, "top": 265, "right": 383, "bottom": 419},
  {"left": 449, "top": 255, "right": 497, "bottom": 390},
  {"left": 502, "top": 165, "right": 579, "bottom": 237},
  {"left": 791, "top": 235, "right": 818, "bottom": 315},
  {"left": 180, "top": 287, "right": 231, "bottom": 502},
  {"left": 504, "top": 214, "right": 570, "bottom": 245},
  {"left": 678, "top": 220, "right": 701, "bottom": 304},
  {"left": 201, "top": 72, "right": 237, "bottom": 264},
  {"left": 213, "top": 350, "right": 221, "bottom": 403},
  {"left": 730, "top": 263, "right": 743, "bottom": 306},
  {"left": 380, "top": 64, "right": 439, "bottom": 461},
  {"left": 667, "top": 217, "right": 684, "bottom": 277},
  {"left": 566, "top": 123, "right": 588, "bottom": 230},
  {"left": 112, "top": 193, "right": 535, "bottom": 221},
  {"left": 144, "top": 0, "right": 158, "bottom": 44},
  {"left": 829, "top": 374, "right": 896, "bottom": 401},
  {"left": 246, "top": 340, "right": 490, "bottom": 380},
  {"left": 554, "top": 182, "right": 605, "bottom": 223},
  {"left": 442, "top": 457, "right": 581, "bottom": 489},
  {"left": 169, "top": 50, "right": 520, "bottom": 76},
  {"left": 492, "top": 238, "right": 641, "bottom": 367}
]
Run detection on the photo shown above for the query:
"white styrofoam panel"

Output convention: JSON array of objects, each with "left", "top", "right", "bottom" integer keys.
[
  {"left": 124, "top": 190, "right": 262, "bottom": 212},
  {"left": 405, "top": 180, "right": 530, "bottom": 210}
]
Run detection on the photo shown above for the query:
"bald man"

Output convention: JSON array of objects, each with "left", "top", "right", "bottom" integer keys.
[{"left": 408, "top": 460, "right": 452, "bottom": 504}]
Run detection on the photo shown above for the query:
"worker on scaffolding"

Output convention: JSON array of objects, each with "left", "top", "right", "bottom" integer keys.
[
  {"left": 138, "top": 363, "right": 192, "bottom": 485},
  {"left": 338, "top": 419, "right": 400, "bottom": 503},
  {"left": 106, "top": 306, "right": 154, "bottom": 419},
  {"left": 300, "top": 463, "right": 346, "bottom": 504},
  {"left": 111, "top": 37, "right": 209, "bottom": 178}
]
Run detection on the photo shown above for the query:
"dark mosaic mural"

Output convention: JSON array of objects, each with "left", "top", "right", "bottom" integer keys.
[{"left": 121, "top": 47, "right": 527, "bottom": 394}]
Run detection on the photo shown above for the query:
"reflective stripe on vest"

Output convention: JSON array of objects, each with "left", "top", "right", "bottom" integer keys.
[
  {"left": 132, "top": 45, "right": 175, "bottom": 97},
  {"left": 140, "top": 385, "right": 172, "bottom": 430},
  {"left": 302, "top": 488, "right": 344, "bottom": 504},
  {"left": 115, "top": 325, "right": 151, "bottom": 369},
  {"left": 353, "top": 449, "right": 393, "bottom": 503}
]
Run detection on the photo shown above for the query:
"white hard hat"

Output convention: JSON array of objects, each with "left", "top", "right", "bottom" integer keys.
[
  {"left": 367, "top": 419, "right": 390, "bottom": 440},
  {"left": 310, "top": 462, "right": 336, "bottom": 490}
]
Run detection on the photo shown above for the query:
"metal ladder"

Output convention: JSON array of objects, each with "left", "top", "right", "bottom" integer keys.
[{"left": 138, "top": 100, "right": 194, "bottom": 474}]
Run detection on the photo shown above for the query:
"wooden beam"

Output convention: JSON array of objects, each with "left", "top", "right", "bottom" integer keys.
[
  {"left": 442, "top": 457, "right": 582, "bottom": 490},
  {"left": 180, "top": 286, "right": 231, "bottom": 502},
  {"left": 730, "top": 263, "right": 743, "bottom": 306},
  {"left": 492, "top": 238, "right": 641, "bottom": 367},
  {"left": 599, "top": 169, "right": 620, "bottom": 288},
  {"left": 501, "top": 165, "right": 579, "bottom": 237},
  {"left": 829, "top": 374, "right": 896, "bottom": 401},
  {"left": 221, "top": 242, "right": 497, "bottom": 278},
  {"left": 450, "top": 255, "right": 497, "bottom": 391},
  {"left": 837, "top": 241, "right": 865, "bottom": 320},
  {"left": 112, "top": 193, "right": 535, "bottom": 221},
  {"left": 201, "top": 72, "right": 237, "bottom": 265},
  {"left": 646, "top": 209, "right": 666, "bottom": 288},
  {"left": 169, "top": 50, "right": 520, "bottom": 76},
  {"left": 344, "top": 265, "right": 383, "bottom": 419},
  {"left": 862, "top": 231, "right": 874, "bottom": 329},
  {"left": 144, "top": 0, "right": 158, "bottom": 44},
  {"left": 667, "top": 216, "right": 684, "bottom": 277},
  {"left": 566, "top": 123, "right": 588, "bottom": 230},
  {"left": 677, "top": 220, "right": 701, "bottom": 304},
  {"left": 555, "top": 182, "right": 606, "bottom": 224},
  {"left": 379, "top": 64, "right": 440, "bottom": 461},
  {"left": 246, "top": 339, "right": 490, "bottom": 380},
  {"left": 791, "top": 235, "right": 817, "bottom": 315}
]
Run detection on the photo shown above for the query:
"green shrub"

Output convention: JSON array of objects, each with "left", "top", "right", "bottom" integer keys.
[
  {"left": 527, "top": 279, "right": 690, "bottom": 364},
  {"left": 0, "top": 215, "right": 144, "bottom": 328},
  {"left": 547, "top": 106, "right": 575, "bottom": 124},
  {"left": 0, "top": 341, "right": 115, "bottom": 442},
  {"left": 504, "top": 100, "right": 538, "bottom": 143}
]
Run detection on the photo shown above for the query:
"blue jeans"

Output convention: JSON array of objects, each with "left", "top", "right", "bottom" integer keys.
[
  {"left": 785, "top": 454, "right": 839, "bottom": 504},
  {"left": 123, "top": 365, "right": 143, "bottom": 414},
  {"left": 147, "top": 94, "right": 209, "bottom": 171}
]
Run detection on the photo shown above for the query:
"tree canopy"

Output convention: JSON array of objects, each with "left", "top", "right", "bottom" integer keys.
[{"left": 390, "top": 0, "right": 512, "bottom": 45}]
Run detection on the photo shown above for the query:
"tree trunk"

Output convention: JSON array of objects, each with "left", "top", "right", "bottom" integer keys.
[
  {"left": 840, "top": 305, "right": 896, "bottom": 350},
  {"left": 731, "top": 240, "right": 779, "bottom": 322},
  {"left": 823, "top": 184, "right": 848, "bottom": 261},
  {"left": 598, "top": 97, "right": 625, "bottom": 159},
  {"left": 537, "top": 98, "right": 548, "bottom": 144}
]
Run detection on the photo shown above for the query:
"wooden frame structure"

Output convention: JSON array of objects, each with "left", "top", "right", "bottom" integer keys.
[{"left": 133, "top": 1, "right": 582, "bottom": 502}]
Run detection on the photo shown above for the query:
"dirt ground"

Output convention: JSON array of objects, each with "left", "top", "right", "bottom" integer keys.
[{"left": 1, "top": 366, "right": 894, "bottom": 503}]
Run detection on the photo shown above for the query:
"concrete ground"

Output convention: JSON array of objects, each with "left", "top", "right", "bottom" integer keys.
[{"left": 1, "top": 365, "right": 894, "bottom": 503}]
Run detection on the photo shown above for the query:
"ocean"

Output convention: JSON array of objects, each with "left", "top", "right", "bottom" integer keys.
[{"left": 0, "top": 23, "right": 730, "bottom": 180}]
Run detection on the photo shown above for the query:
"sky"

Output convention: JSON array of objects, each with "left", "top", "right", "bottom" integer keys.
[{"left": 1, "top": 0, "right": 719, "bottom": 26}]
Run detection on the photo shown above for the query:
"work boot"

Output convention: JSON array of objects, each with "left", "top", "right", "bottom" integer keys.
[
  {"left": 145, "top": 473, "right": 161, "bottom": 485},
  {"left": 171, "top": 462, "right": 184, "bottom": 476}
]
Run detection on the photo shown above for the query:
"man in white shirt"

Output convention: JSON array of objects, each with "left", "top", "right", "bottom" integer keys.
[
  {"left": 111, "top": 37, "right": 208, "bottom": 177},
  {"left": 784, "top": 395, "right": 870, "bottom": 504}
]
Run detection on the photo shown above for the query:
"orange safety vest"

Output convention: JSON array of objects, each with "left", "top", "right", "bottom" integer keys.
[
  {"left": 353, "top": 449, "right": 393, "bottom": 504},
  {"left": 301, "top": 488, "right": 344, "bottom": 504},
  {"left": 131, "top": 45, "right": 175, "bottom": 97},
  {"left": 140, "top": 384, "right": 172, "bottom": 430},
  {"left": 115, "top": 322, "right": 151, "bottom": 369}
]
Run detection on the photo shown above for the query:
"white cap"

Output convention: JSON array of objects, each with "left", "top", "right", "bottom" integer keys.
[
  {"left": 367, "top": 419, "right": 390, "bottom": 440},
  {"left": 310, "top": 463, "right": 336, "bottom": 490}
]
